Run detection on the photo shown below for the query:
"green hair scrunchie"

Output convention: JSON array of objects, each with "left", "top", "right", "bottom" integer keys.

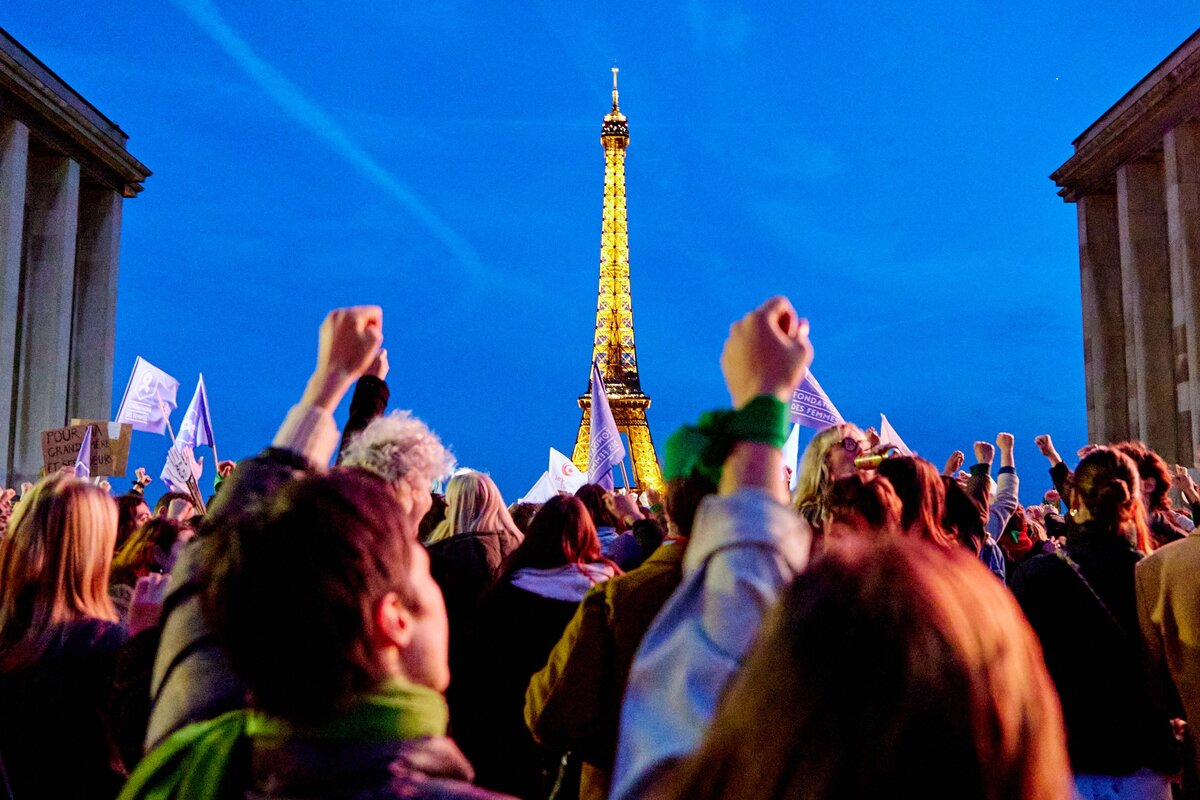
[{"left": 663, "top": 395, "right": 791, "bottom": 484}]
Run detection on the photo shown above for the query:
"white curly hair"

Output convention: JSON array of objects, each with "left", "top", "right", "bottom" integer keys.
[{"left": 340, "top": 410, "right": 455, "bottom": 486}]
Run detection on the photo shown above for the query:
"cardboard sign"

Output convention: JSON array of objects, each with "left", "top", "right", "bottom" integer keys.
[
  {"left": 40, "top": 421, "right": 132, "bottom": 477},
  {"left": 71, "top": 420, "right": 132, "bottom": 476}
]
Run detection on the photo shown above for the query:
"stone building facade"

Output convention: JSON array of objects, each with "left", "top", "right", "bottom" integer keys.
[
  {"left": 1052, "top": 28, "right": 1200, "bottom": 467},
  {"left": 0, "top": 26, "right": 149, "bottom": 486}
]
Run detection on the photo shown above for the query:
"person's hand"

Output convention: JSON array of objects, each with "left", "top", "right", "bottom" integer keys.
[
  {"left": 643, "top": 486, "right": 663, "bottom": 510},
  {"left": 864, "top": 427, "right": 881, "bottom": 450},
  {"left": 1045, "top": 489, "right": 1061, "bottom": 505},
  {"left": 127, "top": 573, "right": 169, "bottom": 636},
  {"left": 995, "top": 432, "right": 1015, "bottom": 468},
  {"left": 0, "top": 488, "right": 14, "bottom": 512},
  {"left": 19, "top": 482, "right": 33, "bottom": 499},
  {"left": 605, "top": 491, "right": 644, "bottom": 529},
  {"left": 134, "top": 467, "right": 152, "bottom": 488},
  {"left": 974, "top": 441, "right": 995, "bottom": 466},
  {"left": 1172, "top": 465, "right": 1200, "bottom": 504},
  {"left": 96, "top": 479, "right": 112, "bottom": 493},
  {"left": 367, "top": 348, "right": 389, "bottom": 381},
  {"left": 302, "top": 306, "right": 384, "bottom": 412},
  {"left": 1026, "top": 505, "right": 1046, "bottom": 523},
  {"left": 942, "top": 450, "right": 965, "bottom": 476},
  {"left": 720, "top": 296, "right": 813, "bottom": 408},
  {"left": 217, "top": 460, "right": 237, "bottom": 479}
]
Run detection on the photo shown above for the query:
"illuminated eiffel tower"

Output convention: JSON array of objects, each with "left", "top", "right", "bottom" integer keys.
[{"left": 571, "top": 68, "right": 664, "bottom": 493}]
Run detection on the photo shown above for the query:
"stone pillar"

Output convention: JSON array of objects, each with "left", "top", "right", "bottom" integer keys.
[
  {"left": 1117, "top": 157, "right": 1179, "bottom": 461},
  {"left": 68, "top": 186, "right": 122, "bottom": 423},
  {"left": 1165, "top": 121, "right": 1200, "bottom": 466},
  {"left": 1078, "top": 193, "right": 1129, "bottom": 444},
  {"left": 0, "top": 118, "right": 29, "bottom": 486},
  {"left": 10, "top": 153, "right": 79, "bottom": 485}
]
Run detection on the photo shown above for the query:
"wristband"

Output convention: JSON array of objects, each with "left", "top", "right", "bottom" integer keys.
[{"left": 663, "top": 395, "right": 790, "bottom": 484}]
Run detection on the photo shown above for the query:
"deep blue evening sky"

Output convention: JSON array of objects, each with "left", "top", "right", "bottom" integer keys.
[{"left": 6, "top": 4, "right": 1199, "bottom": 499}]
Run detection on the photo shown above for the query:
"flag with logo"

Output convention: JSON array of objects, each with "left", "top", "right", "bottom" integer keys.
[
  {"left": 549, "top": 447, "right": 588, "bottom": 494},
  {"left": 116, "top": 357, "right": 180, "bottom": 434},
  {"left": 178, "top": 374, "right": 216, "bottom": 451},
  {"left": 789, "top": 371, "right": 844, "bottom": 429},
  {"left": 161, "top": 443, "right": 203, "bottom": 493},
  {"left": 588, "top": 361, "right": 626, "bottom": 490},
  {"left": 73, "top": 425, "right": 93, "bottom": 479}
]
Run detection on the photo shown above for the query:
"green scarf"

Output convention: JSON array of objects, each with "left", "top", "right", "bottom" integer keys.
[
  {"left": 119, "top": 679, "right": 449, "bottom": 800},
  {"left": 663, "top": 395, "right": 790, "bottom": 484}
]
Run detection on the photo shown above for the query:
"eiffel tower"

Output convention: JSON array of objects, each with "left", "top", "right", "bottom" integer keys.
[{"left": 571, "top": 68, "right": 664, "bottom": 493}]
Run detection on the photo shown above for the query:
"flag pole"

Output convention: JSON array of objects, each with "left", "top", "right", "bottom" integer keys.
[{"left": 618, "top": 460, "right": 632, "bottom": 491}]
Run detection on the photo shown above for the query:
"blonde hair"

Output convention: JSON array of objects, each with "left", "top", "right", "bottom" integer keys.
[
  {"left": 427, "top": 470, "right": 523, "bottom": 544},
  {"left": 793, "top": 424, "right": 862, "bottom": 527},
  {"left": 0, "top": 473, "right": 118, "bottom": 672}
]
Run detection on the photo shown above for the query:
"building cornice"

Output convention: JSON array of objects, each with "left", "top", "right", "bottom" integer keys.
[
  {"left": 1051, "top": 27, "right": 1200, "bottom": 202},
  {"left": 0, "top": 26, "right": 150, "bottom": 197}
]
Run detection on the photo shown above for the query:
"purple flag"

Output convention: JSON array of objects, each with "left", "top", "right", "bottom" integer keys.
[
  {"left": 115, "top": 357, "right": 180, "bottom": 434},
  {"left": 178, "top": 375, "right": 216, "bottom": 451},
  {"left": 73, "top": 425, "right": 93, "bottom": 479},
  {"left": 588, "top": 361, "right": 626, "bottom": 490},
  {"left": 789, "top": 371, "right": 844, "bottom": 430}
]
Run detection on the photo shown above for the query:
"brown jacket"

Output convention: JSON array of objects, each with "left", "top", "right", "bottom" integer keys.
[{"left": 524, "top": 541, "right": 685, "bottom": 800}]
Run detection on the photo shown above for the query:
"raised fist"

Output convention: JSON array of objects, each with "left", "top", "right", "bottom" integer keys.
[
  {"left": 943, "top": 450, "right": 965, "bottom": 476},
  {"left": 995, "top": 432, "right": 1014, "bottom": 451},
  {"left": 720, "top": 296, "right": 813, "bottom": 408},
  {"left": 316, "top": 306, "right": 384, "bottom": 383},
  {"left": 974, "top": 441, "right": 995, "bottom": 466},
  {"left": 368, "top": 348, "right": 390, "bottom": 381}
]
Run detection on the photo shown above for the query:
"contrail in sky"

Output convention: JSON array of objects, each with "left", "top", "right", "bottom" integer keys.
[{"left": 171, "top": 0, "right": 488, "bottom": 281}]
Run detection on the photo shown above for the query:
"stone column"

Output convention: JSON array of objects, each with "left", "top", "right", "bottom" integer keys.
[
  {"left": 0, "top": 118, "right": 29, "bottom": 486},
  {"left": 1117, "top": 157, "right": 1178, "bottom": 461},
  {"left": 1077, "top": 193, "right": 1129, "bottom": 444},
  {"left": 1165, "top": 121, "right": 1200, "bottom": 465},
  {"left": 11, "top": 153, "right": 79, "bottom": 485},
  {"left": 68, "top": 186, "right": 122, "bottom": 423}
]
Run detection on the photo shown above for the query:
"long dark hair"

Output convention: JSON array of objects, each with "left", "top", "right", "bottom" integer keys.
[
  {"left": 574, "top": 483, "right": 618, "bottom": 529},
  {"left": 875, "top": 457, "right": 954, "bottom": 548},
  {"left": 1071, "top": 447, "right": 1152, "bottom": 553},
  {"left": 657, "top": 538, "right": 1070, "bottom": 800},
  {"left": 500, "top": 495, "right": 615, "bottom": 578}
]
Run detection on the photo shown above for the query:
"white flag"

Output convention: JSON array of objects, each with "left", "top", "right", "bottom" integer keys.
[
  {"left": 549, "top": 448, "right": 588, "bottom": 494},
  {"left": 520, "top": 471, "right": 558, "bottom": 504},
  {"left": 880, "top": 414, "right": 913, "bottom": 456}
]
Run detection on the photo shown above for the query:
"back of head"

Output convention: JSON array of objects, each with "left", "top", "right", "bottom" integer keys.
[
  {"left": 340, "top": 410, "right": 455, "bottom": 487},
  {"left": 664, "top": 474, "right": 719, "bottom": 539},
  {"left": 822, "top": 474, "right": 902, "bottom": 535},
  {"left": 0, "top": 473, "right": 118, "bottom": 671},
  {"left": 875, "top": 457, "right": 953, "bottom": 548},
  {"left": 1072, "top": 447, "right": 1150, "bottom": 551},
  {"left": 429, "top": 470, "right": 520, "bottom": 543},
  {"left": 110, "top": 517, "right": 185, "bottom": 586},
  {"left": 115, "top": 494, "right": 148, "bottom": 551},
  {"left": 204, "top": 468, "right": 419, "bottom": 722},
  {"left": 504, "top": 495, "right": 604, "bottom": 574},
  {"left": 508, "top": 502, "right": 541, "bottom": 535},
  {"left": 661, "top": 537, "right": 1070, "bottom": 800},
  {"left": 575, "top": 483, "right": 618, "bottom": 529},
  {"left": 943, "top": 477, "right": 987, "bottom": 553},
  {"left": 1113, "top": 440, "right": 1171, "bottom": 512}
]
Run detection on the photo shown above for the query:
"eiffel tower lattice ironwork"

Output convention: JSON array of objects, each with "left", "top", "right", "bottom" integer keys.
[{"left": 571, "top": 68, "right": 664, "bottom": 493}]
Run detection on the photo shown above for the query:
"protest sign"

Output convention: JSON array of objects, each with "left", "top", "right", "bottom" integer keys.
[
  {"left": 41, "top": 422, "right": 130, "bottom": 477},
  {"left": 70, "top": 419, "right": 132, "bottom": 476}
]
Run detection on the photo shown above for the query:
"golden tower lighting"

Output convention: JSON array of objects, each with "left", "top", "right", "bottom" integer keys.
[{"left": 571, "top": 68, "right": 664, "bottom": 493}]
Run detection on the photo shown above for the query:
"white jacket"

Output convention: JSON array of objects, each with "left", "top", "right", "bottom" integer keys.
[{"left": 609, "top": 488, "right": 810, "bottom": 800}]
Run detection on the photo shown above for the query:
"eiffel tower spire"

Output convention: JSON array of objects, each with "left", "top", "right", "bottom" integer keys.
[{"left": 572, "top": 68, "right": 664, "bottom": 492}]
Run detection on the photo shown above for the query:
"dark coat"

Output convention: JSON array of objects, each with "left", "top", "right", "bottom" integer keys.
[
  {"left": 0, "top": 618, "right": 128, "bottom": 800},
  {"left": 525, "top": 542, "right": 686, "bottom": 800},
  {"left": 1011, "top": 524, "right": 1176, "bottom": 775},
  {"left": 242, "top": 732, "right": 512, "bottom": 800},
  {"left": 455, "top": 577, "right": 591, "bottom": 799}
]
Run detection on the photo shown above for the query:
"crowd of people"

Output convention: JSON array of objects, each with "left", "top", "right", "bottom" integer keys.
[{"left": 0, "top": 297, "right": 1198, "bottom": 800}]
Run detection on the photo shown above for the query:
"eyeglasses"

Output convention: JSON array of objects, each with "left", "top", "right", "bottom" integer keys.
[{"left": 839, "top": 437, "right": 864, "bottom": 454}]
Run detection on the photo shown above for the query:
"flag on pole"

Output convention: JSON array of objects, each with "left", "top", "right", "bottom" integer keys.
[
  {"left": 520, "top": 471, "right": 558, "bottom": 504},
  {"left": 73, "top": 425, "right": 93, "bottom": 479},
  {"left": 782, "top": 423, "right": 800, "bottom": 492},
  {"left": 880, "top": 414, "right": 913, "bottom": 456},
  {"left": 588, "top": 361, "right": 626, "bottom": 490},
  {"left": 549, "top": 447, "right": 588, "bottom": 494},
  {"left": 116, "top": 357, "right": 180, "bottom": 434},
  {"left": 789, "top": 371, "right": 844, "bottom": 429},
  {"left": 178, "top": 375, "right": 216, "bottom": 451}
]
